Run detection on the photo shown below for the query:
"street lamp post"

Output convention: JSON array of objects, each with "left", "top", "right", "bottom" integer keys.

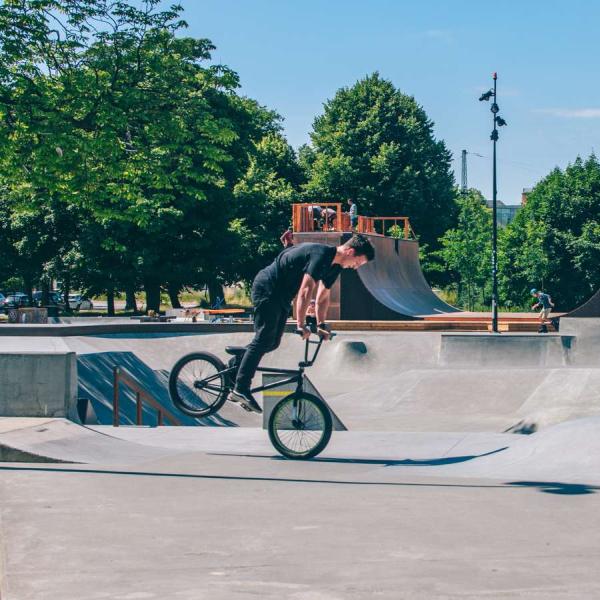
[{"left": 479, "top": 72, "right": 507, "bottom": 333}]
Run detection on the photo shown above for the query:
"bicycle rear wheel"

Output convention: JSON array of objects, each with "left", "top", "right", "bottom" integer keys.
[
  {"left": 169, "top": 352, "right": 229, "bottom": 417},
  {"left": 268, "top": 392, "right": 332, "bottom": 460}
]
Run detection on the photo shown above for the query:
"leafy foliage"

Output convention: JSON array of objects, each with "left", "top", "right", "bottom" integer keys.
[
  {"left": 436, "top": 190, "right": 491, "bottom": 310},
  {"left": 500, "top": 155, "right": 600, "bottom": 310},
  {"left": 303, "top": 73, "right": 457, "bottom": 255}
]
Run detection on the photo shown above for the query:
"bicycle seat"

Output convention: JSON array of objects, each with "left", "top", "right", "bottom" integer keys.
[{"left": 225, "top": 346, "right": 247, "bottom": 356}]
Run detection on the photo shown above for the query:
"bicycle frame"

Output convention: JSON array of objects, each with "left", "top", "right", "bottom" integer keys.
[{"left": 193, "top": 334, "right": 329, "bottom": 396}]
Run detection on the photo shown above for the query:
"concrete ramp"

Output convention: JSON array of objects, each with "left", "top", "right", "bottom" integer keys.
[
  {"left": 77, "top": 351, "right": 235, "bottom": 427},
  {"left": 509, "top": 369, "right": 600, "bottom": 432},
  {"left": 390, "top": 416, "right": 600, "bottom": 484},
  {"left": 0, "top": 418, "right": 178, "bottom": 464}
]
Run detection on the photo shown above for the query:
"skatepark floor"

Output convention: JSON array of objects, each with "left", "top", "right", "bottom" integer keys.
[
  {"left": 2, "top": 416, "right": 600, "bottom": 599},
  {"left": 2, "top": 326, "right": 600, "bottom": 598}
]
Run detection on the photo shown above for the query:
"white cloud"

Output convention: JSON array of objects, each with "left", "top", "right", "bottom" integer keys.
[{"left": 536, "top": 108, "right": 600, "bottom": 118}]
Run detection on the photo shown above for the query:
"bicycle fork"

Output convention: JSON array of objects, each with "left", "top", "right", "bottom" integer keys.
[{"left": 291, "top": 371, "right": 305, "bottom": 429}]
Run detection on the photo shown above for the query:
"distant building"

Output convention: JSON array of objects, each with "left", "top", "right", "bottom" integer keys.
[
  {"left": 521, "top": 187, "right": 533, "bottom": 205},
  {"left": 484, "top": 198, "right": 521, "bottom": 226}
]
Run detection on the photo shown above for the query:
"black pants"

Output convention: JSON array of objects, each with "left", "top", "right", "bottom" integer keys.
[{"left": 235, "top": 284, "right": 289, "bottom": 391}]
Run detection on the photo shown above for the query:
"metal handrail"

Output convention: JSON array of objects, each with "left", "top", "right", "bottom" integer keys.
[{"left": 112, "top": 366, "right": 183, "bottom": 427}]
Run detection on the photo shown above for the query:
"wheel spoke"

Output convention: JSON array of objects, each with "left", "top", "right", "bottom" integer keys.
[
  {"left": 171, "top": 355, "right": 227, "bottom": 416},
  {"left": 272, "top": 395, "right": 328, "bottom": 457}
]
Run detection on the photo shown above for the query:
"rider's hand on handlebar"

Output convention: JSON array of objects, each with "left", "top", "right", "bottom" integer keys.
[
  {"left": 317, "top": 322, "right": 331, "bottom": 341},
  {"left": 296, "top": 326, "right": 311, "bottom": 340}
]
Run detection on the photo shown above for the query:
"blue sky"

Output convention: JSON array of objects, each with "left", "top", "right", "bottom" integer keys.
[{"left": 174, "top": 0, "right": 600, "bottom": 206}]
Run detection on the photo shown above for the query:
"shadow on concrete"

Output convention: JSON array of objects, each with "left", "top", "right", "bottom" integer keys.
[
  {"left": 1, "top": 466, "right": 595, "bottom": 495},
  {"left": 507, "top": 481, "right": 599, "bottom": 495},
  {"left": 77, "top": 351, "right": 234, "bottom": 427},
  {"left": 90, "top": 332, "right": 203, "bottom": 339},
  {"left": 208, "top": 446, "right": 509, "bottom": 467},
  {"left": 0, "top": 464, "right": 502, "bottom": 488}
]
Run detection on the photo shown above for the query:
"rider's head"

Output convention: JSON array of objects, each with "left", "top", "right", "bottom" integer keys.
[{"left": 336, "top": 235, "right": 375, "bottom": 269}]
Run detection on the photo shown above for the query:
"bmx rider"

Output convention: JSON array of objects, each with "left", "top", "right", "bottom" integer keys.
[{"left": 229, "top": 235, "right": 375, "bottom": 413}]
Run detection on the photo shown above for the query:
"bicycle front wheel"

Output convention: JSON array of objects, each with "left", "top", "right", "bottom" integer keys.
[
  {"left": 268, "top": 392, "right": 332, "bottom": 460},
  {"left": 169, "top": 352, "right": 229, "bottom": 418}
]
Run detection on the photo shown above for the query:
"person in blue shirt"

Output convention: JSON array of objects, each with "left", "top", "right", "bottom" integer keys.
[{"left": 531, "top": 288, "right": 555, "bottom": 333}]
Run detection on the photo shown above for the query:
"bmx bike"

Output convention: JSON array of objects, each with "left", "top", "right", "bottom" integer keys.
[{"left": 168, "top": 331, "right": 334, "bottom": 459}]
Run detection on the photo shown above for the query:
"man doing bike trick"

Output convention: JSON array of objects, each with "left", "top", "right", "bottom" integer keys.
[{"left": 229, "top": 234, "right": 376, "bottom": 413}]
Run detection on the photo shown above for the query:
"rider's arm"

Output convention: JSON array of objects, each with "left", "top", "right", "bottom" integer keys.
[
  {"left": 296, "top": 274, "right": 317, "bottom": 330},
  {"left": 315, "top": 281, "right": 330, "bottom": 325}
]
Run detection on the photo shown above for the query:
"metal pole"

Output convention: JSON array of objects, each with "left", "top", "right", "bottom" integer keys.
[
  {"left": 491, "top": 73, "right": 499, "bottom": 333},
  {"left": 112, "top": 367, "right": 120, "bottom": 427}
]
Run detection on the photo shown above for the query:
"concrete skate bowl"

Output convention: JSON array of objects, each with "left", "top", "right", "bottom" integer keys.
[
  {"left": 319, "top": 332, "right": 600, "bottom": 434},
  {"left": 343, "top": 235, "right": 459, "bottom": 320},
  {"left": 61, "top": 329, "right": 600, "bottom": 437}
]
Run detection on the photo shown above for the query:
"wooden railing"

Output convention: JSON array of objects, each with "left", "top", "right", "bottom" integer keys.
[
  {"left": 291, "top": 203, "right": 414, "bottom": 239},
  {"left": 112, "top": 366, "right": 183, "bottom": 427},
  {"left": 292, "top": 203, "right": 348, "bottom": 232},
  {"left": 357, "top": 216, "right": 413, "bottom": 239}
]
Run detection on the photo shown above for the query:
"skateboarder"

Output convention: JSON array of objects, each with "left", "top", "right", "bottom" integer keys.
[
  {"left": 229, "top": 235, "right": 376, "bottom": 413},
  {"left": 531, "top": 288, "right": 555, "bottom": 333}
]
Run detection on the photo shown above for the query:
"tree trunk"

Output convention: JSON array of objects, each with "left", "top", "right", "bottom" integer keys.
[
  {"left": 63, "top": 274, "right": 71, "bottom": 311},
  {"left": 107, "top": 288, "right": 115, "bottom": 316},
  {"left": 41, "top": 278, "right": 50, "bottom": 307},
  {"left": 23, "top": 277, "right": 33, "bottom": 303},
  {"left": 207, "top": 279, "right": 225, "bottom": 308},
  {"left": 167, "top": 284, "right": 182, "bottom": 309},
  {"left": 144, "top": 280, "right": 161, "bottom": 313},
  {"left": 125, "top": 286, "right": 137, "bottom": 313}
]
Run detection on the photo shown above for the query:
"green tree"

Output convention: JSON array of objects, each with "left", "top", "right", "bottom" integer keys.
[
  {"left": 229, "top": 132, "right": 302, "bottom": 284},
  {"left": 436, "top": 190, "right": 491, "bottom": 311},
  {"left": 0, "top": 0, "right": 285, "bottom": 312},
  {"left": 500, "top": 155, "right": 600, "bottom": 310},
  {"left": 303, "top": 73, "right": 457, "bottom": 257}
]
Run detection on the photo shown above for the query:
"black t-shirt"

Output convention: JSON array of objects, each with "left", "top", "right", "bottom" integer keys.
[{"left": 254, "top": 243, "right": 341, "bottom": 305}]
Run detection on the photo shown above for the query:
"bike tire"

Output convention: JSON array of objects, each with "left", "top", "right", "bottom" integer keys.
[
  {"left": 268, "top": 392, "right": 332, "bottom": 460},
  {"left": 169, "top": 352, "right": 229, "bottom": 418}
]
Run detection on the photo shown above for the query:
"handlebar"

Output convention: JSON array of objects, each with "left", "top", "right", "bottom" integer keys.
[{"left": 295, "top": 327, "right": 335, "bottom": 368}]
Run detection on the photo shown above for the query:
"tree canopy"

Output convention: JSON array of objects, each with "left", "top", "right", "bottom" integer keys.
[
  {"left": 500, "top": 154, "right": 600, "bottom": 310},
  {"left": 302, "top": 73, "right": 457, "bottom": 251}
]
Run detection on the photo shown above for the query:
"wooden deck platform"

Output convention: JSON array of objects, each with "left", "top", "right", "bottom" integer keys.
[{"left": 329, "top": 317, "right": 559, "bottom": 332}]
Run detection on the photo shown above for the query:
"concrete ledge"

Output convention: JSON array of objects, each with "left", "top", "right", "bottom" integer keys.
[
  {"left": 440, "top": 333, "right": 575, "bottom": 367},
  {"left": 0, "top": 322, "right": 263, "bottom": 336},
  {"left": 0, "top": 352, "right": 78, "bottom": 420},
  {"left": 558, "top": 318, "right": 600, "bottom": 366}
]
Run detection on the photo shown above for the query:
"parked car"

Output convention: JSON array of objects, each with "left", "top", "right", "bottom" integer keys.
[
  {"left": 32, "top": 291, "right": 65, "bottom": 308},
  {"left": 2, "top": 293, "right": 31, "bottom": 312},
  {"left": 68, "top": 293, "right": 93, "bottom": 311}
]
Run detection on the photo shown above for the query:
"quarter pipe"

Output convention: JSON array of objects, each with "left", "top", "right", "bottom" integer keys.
[
  {"left": 567, "top": 288, "right": 600, "bottom": 318},
  {"left": 294, "top": 232, "right": 458, "bottom": 320}
]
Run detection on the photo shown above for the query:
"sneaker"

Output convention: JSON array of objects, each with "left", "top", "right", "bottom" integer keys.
[{"left": 228, "top": 388, "right": 263, "bottom": 414}]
